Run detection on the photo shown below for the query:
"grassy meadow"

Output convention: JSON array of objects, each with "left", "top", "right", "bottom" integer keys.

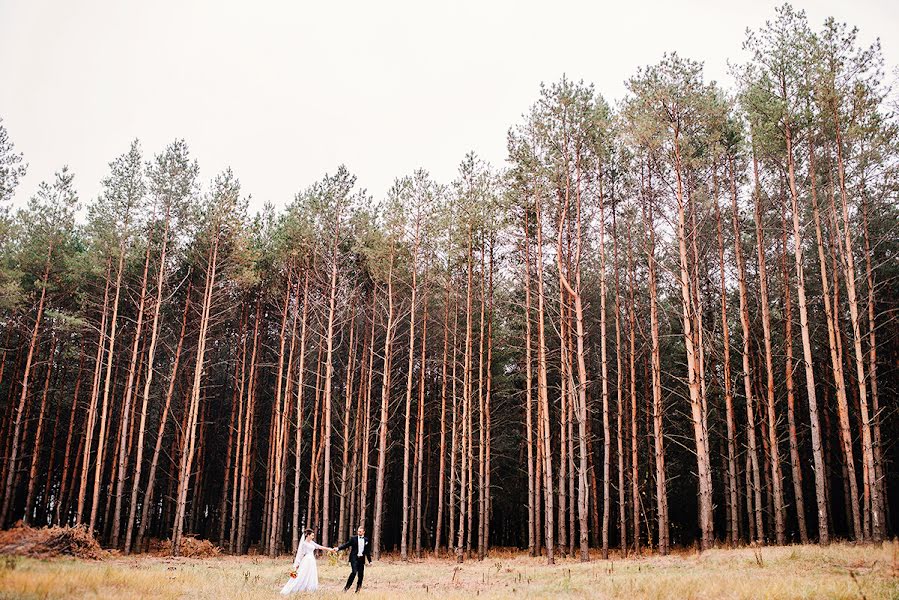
[{"left": 1, "top": 542, "right": 897, "bottom": 599}]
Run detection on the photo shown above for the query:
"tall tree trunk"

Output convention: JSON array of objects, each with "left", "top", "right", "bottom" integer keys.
[
  {"left": 2, "top": 246, "right": 52, "bottom": 526},
  {"left": 673, "top": 132, "right": 713, "bottom": 550},
  {"left": 338, "top": 305, "right": 358, "bottom": 544},
  {"left": 414, "top": 268, "right": 429, "bottom": 558},
  {"left": 320, "top": 209, "right": 342, "bottom": 548},
  {"left": 731, "top": 156, "right": 764, "bottom": 542},
  {"left": 750, "top": 147, "right": 786, "bottom": 545},
  {"left": 780, "top": 193, "right": 808, "bottom": 544},
  {"left": 642, "top": 165, "right": 668, "bottom": 555},
  {"left": 172, "top": 234, "right": 219, "bottom": 555},
  {"left": 456, "top": 225, "right": 474, "bottom": 563},
  {"left": 794, "top": 141, "right": 831, "bottom": 543},
  {"left": 401, "top": 221, "right": 420, "bottom": 560},
  {"left": 860, "top": 193, "right": 885, "bottom": 534},
  {"left": 291, "top": 268, "right": 311, "bottom": 552},
  {"left": 24, "top": 338, "right": 56, "bottom": 523},
  {"left": 77, "top": 259, "right": 112, "bottom": 525},
  {"left": 534, "top": 187, "right": 555, "bottom": 564},
  {"left": 125, "top": 216, "right": 171, "bottom": 552},
  {"left": 522, "top": 213, "right": 536, "bottom": 557},
  {"left": 435, "top": 276, "right": 452, "bottom": 556},
  {"left": 713, "top": 173, "right": 739, "bottom": 547},
  {"left": 57, "top": 346, "right": 86, "bottom": 525},
  {"left": 137, "top": 281, "right": 192, "bottom": 551},
  {"left": 90, "top": 242, "right": 128, "bottom": 533},
  {"left": 831, "top": 113, "right": 881, "bottom": 541},
  {"left": 613, "top": 200, "right": 626, "bottom": 558},
  {"left": 626, "top": 225, "right": 641, "bottom": 555},
  {"left": 373, "top": 247, "right": 396, "bottom": 559},
  {"left": 112, "top": 240, "right": 153, "bottom": 548}
]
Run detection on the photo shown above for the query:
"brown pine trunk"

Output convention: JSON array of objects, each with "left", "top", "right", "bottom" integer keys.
[
  {"left": 359, "top": 285, "right": 377, "bottom": 534},
  {"left": 522, "top": 214, "right": 536, "bottom": 556},
  {"left": 111, "top": 240, "right": 153, "bottom": 548},
  {"left": 320, "top": 209, "right": 343, "bottom": 548},
  {"left": 447, "top": 298, "right": 459, "bottom": 554},
  {"left": 401, "top": 222, "right": 421, "bottom": 560},
  {"left": 435, "top": 277, "right": 451, "bottom": 556},
  {"left": 713, "top": 174, "right": 739, "bottom": 547},
  {"left": 831, "top": 114, "right": 880, "bottom": 540},
  {"left": 268, "top": 273, "right": 294, "bottom": 555},
  {"left": 613, "top": 201, "right": 626, "bottom": 557},
  {"left": 2, "top": 248, "right": 51, "bottom": 526},
  {"left": 804, "top": 141, "right": 831, "bottom": 543},
  {"left": 860, "top": 194, "right": 885, "bottom": 534},
  {"left": 220, "top": 311, "right": 244, "bottom": 548},
  {"left": 673, "top": 133, "right": 712, "bottom": 550},
  {"left": 414, "top": 270, "right": 429, "bottom": 558},
  {"left": 236, "top": 299, "right": 262, "bottom": 553},
  {"left": 338, "top": 305, "right": 358, "bottom": 544},
  {"left": 642, "top": 164, "right": 668, "bottom": 555},
  {"left": 125, "top": 217, "right": 172, "bottom": 552},
  {"left": 484, "top": 242, "right": 494, "bottom": 556},
  {"left": 24, "top": 338, "right": 56, "bottom": 523},
  {"left": 780, "top": 195, "right": 808, "bottom": 544},
  {"left": 57, "top": 346, "right": 86, "bottom": 525},
  {"left": 137, "top": 281, "right": 192, "bottom": 550},
  {"left": 76, "top": 259, "right": 112, "bottom": 525},
  {"left": 172, "top": 234, "right": 219, "bottom": 555},
  {"left": 820, "top": 147, "right": 861, "bottom": 539},
  {"left": 477, "top": 241, "right": 487, "bottom": 560},
  {"left": 626, "top": 226, "right": 641, "bottom": 555},
  {"left": 750, "top": 148, "right": 785, "bottom": 545},
  {"left": 731, "top": 156, "right": 764, "bottom": 542},
  {"left": 372, "top": 247, "right": 396, "bottom": 559},
  {"left": 291, "top": 268, "right": 311, "bottom": 552},
  {"left": 456, "top": 226, "right": 473, "bottom": 563},
  {"left": 89, "top": 242, "right": 128, "bottom": 533},
  {"left": 533, "top": 184, "right": 554, "bottom": 564}
]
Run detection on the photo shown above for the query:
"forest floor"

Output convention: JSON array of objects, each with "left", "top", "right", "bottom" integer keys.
[{"left": 1, "top": 541, "right": 897, "bottom": 599}]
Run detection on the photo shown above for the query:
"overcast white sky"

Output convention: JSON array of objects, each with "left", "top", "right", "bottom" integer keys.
[{"left": 2, "top": 0, "right": 897, "bottom": 213}]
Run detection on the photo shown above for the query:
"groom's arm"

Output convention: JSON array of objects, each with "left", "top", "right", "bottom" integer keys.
[
  {"left": 337, "top": 539, "right": 352, "bottom": 552},
  {"left": 365, "top": 539, "right": 372, "bottom": 563}
]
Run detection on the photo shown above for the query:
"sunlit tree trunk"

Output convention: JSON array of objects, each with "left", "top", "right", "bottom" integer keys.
[
  {"left": 731, "top": 156, "right": 764, "bottom": 543},
  {"left": 750, "top": 147, "right": 785, "bottom": 545}
]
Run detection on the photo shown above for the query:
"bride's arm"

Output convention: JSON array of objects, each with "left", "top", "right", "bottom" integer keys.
[{"left": 309, "top": 541, "right": 331, "bottom": 552}]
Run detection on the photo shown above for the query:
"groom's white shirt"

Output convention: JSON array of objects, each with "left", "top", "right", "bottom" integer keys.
[{"left": 357, "top": 536, "right": 364, "bottom": 556}]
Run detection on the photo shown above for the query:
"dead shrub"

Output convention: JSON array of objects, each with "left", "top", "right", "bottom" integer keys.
[
  {"left": 0, "top": 523, "right": 104, "bottom": 560},
  {"left": 154, "top": 536, "right": 221, "bottom": 558}
]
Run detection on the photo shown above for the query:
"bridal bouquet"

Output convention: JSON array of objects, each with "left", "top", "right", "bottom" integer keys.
[{"left": 288, "top": 570, "right": 297, "bottom": 579}]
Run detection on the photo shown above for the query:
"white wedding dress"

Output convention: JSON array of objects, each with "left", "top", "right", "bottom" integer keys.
[{"left": 280, "top": 538, "right": 330, "bottom": 594}]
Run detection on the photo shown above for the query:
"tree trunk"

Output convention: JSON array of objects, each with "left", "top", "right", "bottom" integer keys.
[
  {"left": 731, "top": 156, "right": 764, "bottom": 542},
  {"left": 172, "top": 234, "right": 219, "bottom": 555},
  {"left": 831, "top": 114, "right": 881, "bottom": 541},
  {"left": 642, "top": 164, "right": 668, "bottom": 555},
  {"left": 2, "top": 246, "right": 52, "bottom": 526},
  {"left": 373, "top": 246, "right": 396, "bottom": 559},
  {"left": 713, "top": 173, "right": 739, "bottom": 547},
  {"left": 137, "top": 280, "right": 192, "bottom": 550},
  {"left": 750, "top": 147, "right": 785, "bottom": 545}
]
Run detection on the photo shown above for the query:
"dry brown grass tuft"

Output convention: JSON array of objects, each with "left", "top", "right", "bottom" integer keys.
[
  {"left": 150, "top": 536, "right": 221, "bottom": 558},
  {"left": 0, "top": 523, "right": 105, "bottom": 560}
]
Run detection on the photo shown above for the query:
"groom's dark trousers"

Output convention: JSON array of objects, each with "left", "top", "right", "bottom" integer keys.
[{"left": 338, "top": 536, "right": 371, "bottom": 591}]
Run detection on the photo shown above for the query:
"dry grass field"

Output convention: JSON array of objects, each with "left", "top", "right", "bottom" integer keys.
[{"left": 1, "top": 542, "right": 897, "bottom": 599}]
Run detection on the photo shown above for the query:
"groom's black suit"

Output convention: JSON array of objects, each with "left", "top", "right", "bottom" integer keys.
[{"left": 338, "top": 535, "right": 371, "bottom": 591}]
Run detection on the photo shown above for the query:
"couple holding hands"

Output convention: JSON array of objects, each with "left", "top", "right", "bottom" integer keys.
[{"left": 280, "top": 526, "right": 372, "bottom": 594}]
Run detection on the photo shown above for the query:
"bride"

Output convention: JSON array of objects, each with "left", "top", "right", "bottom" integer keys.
[{"left": 280, "top": 529, "right": 336, "bottom": 594}]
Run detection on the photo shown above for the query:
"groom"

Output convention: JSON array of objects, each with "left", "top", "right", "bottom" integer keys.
[{"left": 338, "top": 525, "right": 372, "bottom": 592}]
